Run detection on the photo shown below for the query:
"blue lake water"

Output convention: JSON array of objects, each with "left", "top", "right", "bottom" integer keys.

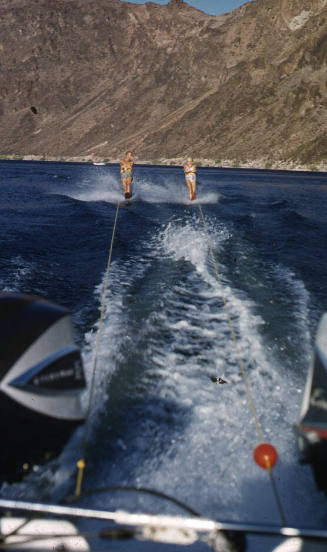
[{"left": 1, "top": 160, "right": 327, "bottom": 551}]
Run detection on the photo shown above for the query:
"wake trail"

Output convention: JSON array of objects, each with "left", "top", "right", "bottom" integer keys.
[
  {"left": 3, "top": 188, "right": 323, "bottom": 529},
  {"left": 103, "top": 213, "right": 321, "bottom": 524}
]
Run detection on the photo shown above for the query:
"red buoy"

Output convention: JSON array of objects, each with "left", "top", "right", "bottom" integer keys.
[{"left": 254, "top": 443, "right": 278, "bottom": 469}]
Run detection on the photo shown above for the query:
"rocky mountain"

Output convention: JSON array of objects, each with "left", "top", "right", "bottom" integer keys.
[{"left": 0, "top": 0, "right": 326, "bottom": 163}]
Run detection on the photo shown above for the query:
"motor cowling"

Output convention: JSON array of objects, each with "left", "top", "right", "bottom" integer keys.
[{"left": 0, "top": 293, "right": 86, "bottom": 421}]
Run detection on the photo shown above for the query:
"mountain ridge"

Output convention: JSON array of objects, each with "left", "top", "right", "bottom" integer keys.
[{"left": 0, "top": 0, "right": 326, "bottom": 163}]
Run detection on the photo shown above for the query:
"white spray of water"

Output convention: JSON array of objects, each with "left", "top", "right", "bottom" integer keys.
[
  {"left": 63, "top": 173, "right": 122, "bottom": 204},
  {"left": 57, "top": 169, "right": 220, "bottom": 206},
  {"left": 95, "top": 215, "right": 324, "bottom": 527},
  {"left": 136, "top": 174, "right": 220, "bottom": 205},
  {"left": 0, "top": 256, "right": 34, "bottom": 292},
  {"left": 273, "top": 264, "right": 312, "bottom": 356}
]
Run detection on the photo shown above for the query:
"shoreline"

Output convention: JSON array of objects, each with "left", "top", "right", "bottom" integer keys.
[{"left": 1, "top": 154, "right": 326, "bottom": 172}]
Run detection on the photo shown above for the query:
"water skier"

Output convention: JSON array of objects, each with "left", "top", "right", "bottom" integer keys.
[
  {"left": 184, "top": 157, "right": 197, "bottom": 201},
  {"left": 120, "top": 151, "right": 134, "bottom": 199}
]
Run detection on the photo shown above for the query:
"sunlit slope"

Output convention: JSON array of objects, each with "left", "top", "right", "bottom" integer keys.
[{"left": 0, "top": 0, "right": 327, "bottom": 163}]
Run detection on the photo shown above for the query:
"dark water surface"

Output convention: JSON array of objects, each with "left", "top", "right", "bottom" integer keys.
[{"left": 1, "top": 160, "right": 327, "bottom": 551}]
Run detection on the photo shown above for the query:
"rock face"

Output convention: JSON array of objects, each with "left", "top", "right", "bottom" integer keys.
[{"left": 0, "top": 0, "right": 326, "bottom": 162}]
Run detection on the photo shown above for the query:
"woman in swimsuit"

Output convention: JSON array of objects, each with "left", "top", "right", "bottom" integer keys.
[
  {"left": 120, "top": 151, "right": 134, "bottom": 199},
  {"left": 184, "top": 157, "right": 196, "bottom": 201}
]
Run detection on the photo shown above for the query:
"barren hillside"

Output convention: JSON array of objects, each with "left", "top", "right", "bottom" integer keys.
[{"left": 0, "top": 0, "right": 326, "bottom": 162}]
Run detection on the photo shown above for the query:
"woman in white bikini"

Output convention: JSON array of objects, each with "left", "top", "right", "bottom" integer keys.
[
  {"left": 120, "top": 151, "right": 134, "bottom": 199},
  {"left": 184, "top": 157, "right": 196, "bottom": 201}
]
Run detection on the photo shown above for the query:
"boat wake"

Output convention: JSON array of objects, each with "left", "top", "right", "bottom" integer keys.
[
  {"left": 60, "top": 213, "right": 322, "bottom": 525},
  {"left": 2, "top": 171, "right": 326, "bottom": 537}
]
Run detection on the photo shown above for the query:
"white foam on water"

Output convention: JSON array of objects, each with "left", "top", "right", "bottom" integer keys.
[
  {"left": 53, "top": 168, "right": 220, "bottom": 206},
  {"left": 80, "top": 256, "right": 152, "bottom": 425},
  {"left": 136, "top": 174, "right": 220, "bottom": 205},
  {"left": 97, "top": 214, "right": 325, "bottom": 527},
  {"left": 0, "top": 256, "right": 34, "bottom": 292},
  {"left": 62, "top": 173, "right": 122, "bottom": 204},
  {"left": 273, "top": 264, "right": 312, "bottom": 354}
]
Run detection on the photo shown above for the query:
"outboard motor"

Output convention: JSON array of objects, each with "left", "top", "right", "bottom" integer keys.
[
  {"left": 0, "top": 293, "right": 86, "bottom": 481},
  {"left": 297, "top": 313, "right": 327, "bottom": 493}
]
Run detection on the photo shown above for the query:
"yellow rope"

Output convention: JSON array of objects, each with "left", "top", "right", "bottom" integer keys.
[
  {"left": 198, "top": 204, "right": 286, "bottom": 525},
  {"left": 268, "top": 466, "right": 287, "bottom": 525},
  {"left": 75, "top": 202, "right": 120, "bottom": 497}
]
